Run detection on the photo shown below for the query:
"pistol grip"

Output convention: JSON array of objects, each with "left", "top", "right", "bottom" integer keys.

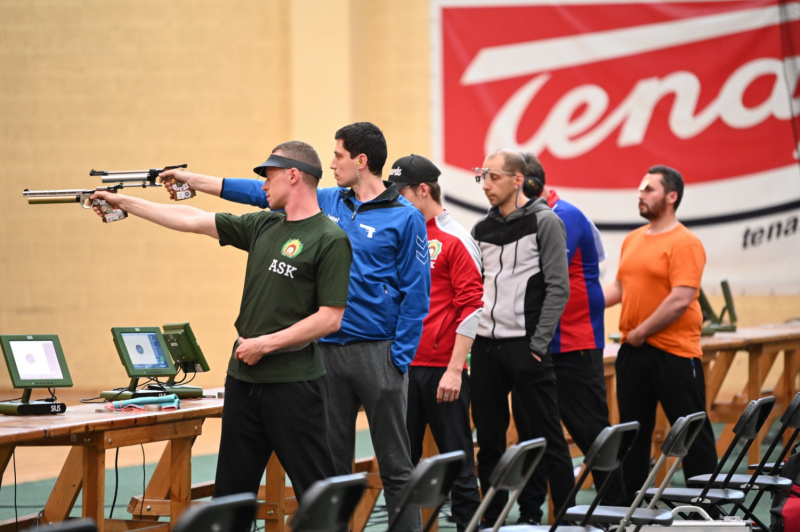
[
  {"left": 92, "top": 199, "right": 127, "bottom": 223},
  {"left": 170, "top": 180, "right": 196, "bottom": 201}
]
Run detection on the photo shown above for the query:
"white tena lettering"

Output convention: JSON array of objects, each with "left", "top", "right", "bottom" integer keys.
[
  {"left": 268, "top": 259, "right": 297, "bottom": 279},
  {"left": 485, "top": 56, "right": 800, "bottom": 158}
]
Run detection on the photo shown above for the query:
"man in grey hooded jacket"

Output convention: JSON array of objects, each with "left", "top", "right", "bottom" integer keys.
[{"left": 470, "top": 149, "right": 573, "bottom": 527}]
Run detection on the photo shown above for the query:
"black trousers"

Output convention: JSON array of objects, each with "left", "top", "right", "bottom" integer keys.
[
  {"left": 407, "top": 366, "right": 481, "bottom": 532},
  {"left": 514, "top": 349, "right": 627, "bottom": 520},
  {"left": 214, "top": 376, "right": 336, "bottom": 503},
  {"left": 471, "top": 337, "right": 575, "bottom": 526},
  {"left": 616, "top": 342, "right": 718, "bottom": 502}
]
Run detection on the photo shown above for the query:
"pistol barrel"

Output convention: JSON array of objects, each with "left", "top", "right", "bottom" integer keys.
[
  {"left": 27, "top": 196, "right": 80, "bottom": 205},
  {"left": 98, "top": 172, "right": 151, "bottom": 183}
]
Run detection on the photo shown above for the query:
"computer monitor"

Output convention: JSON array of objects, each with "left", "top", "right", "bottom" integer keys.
[
  {"left": 0, "top": 334, "right": 73, "bottom": 389},
  {"left": 0, "top": 334, "right": 71, "bottom": 415},
  {"left": 110, "top": 327, "right": 177, "bottom": 379},
  {"left": 162, "top": 322, "right": 210, "bottom": 374}
]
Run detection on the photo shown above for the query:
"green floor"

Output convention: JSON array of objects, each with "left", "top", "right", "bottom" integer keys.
[{"left": 0, "top": 423, "right": 784, "bottom": 529}]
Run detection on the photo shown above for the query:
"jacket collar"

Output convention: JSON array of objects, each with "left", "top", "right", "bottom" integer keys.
[{"left": 339, "top": 181, "right": 399, "bottom": 204}]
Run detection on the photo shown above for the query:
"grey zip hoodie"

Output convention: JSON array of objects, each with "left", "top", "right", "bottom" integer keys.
[{"left": 471, "top": 197, "right": 570, "bottom": 355}]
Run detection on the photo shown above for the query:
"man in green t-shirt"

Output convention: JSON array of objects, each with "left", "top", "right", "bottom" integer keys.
[{"left": 92, "top": 140, "right": 353, "bottom": 502}]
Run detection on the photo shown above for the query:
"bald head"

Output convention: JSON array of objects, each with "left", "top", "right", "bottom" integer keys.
[{"left": 487, "top": 149, "right": 527, "bottom": 176}]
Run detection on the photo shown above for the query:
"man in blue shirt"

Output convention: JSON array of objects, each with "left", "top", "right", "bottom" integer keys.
[{"left": 160, "top": 123, "right": 430, "bottom": 532}]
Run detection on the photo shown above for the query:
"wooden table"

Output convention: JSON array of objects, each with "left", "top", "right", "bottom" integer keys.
[
  {"left": 0, "top": 396, "right": 223, "bottom": 532},
  {"left": 701, "top": 323, "right": 800, "bottom": 461}
]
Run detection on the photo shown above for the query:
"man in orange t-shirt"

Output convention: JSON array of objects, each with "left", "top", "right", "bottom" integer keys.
[{"left": 604, "top": 165, "right": 717, "bottom": 502}]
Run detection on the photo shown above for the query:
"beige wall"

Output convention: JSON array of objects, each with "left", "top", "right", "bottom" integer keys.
[
  {"left": 0, "top": 0, "right": 431, "bottom": 391},
  {"left": 1, "top": 0, "right": 798, "bottom": 393}
]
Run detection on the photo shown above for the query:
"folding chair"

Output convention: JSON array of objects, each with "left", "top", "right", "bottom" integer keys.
[
  {"left": 22, "top": 518, "right": 97, "bottom": 532},
  {"left": 463, "top": 438, "right": 547, "bottom": 532},
  {"left": 173, "top": 492, "right": 258, "bottom": 532},
  {"left": 466, "top": 423, "right": 640, "bottom": 532},
  {"left": 562, "top": 417, "right": 679, "bottom": 529},
  {"left": 574, "top": 411, "right": 708, "bottom": 530},
  {"left": 699, "top": 393, "right": 800, "bottom": 527},
  {"left": 646, "top": 396, "right": 782, "bottom": 530},
  {"left": 746, "top": 392, "right": 800, "bottom": 477},
  {"left": 387, "top": 450, "right": 467, "bottom": 532},
  {"left": 289, "top": 474, "right": 367, "bottom": 532}
]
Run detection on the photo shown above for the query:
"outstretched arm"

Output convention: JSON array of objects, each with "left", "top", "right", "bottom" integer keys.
[
  {"left": 234, "top": 306, "right": 346, "bottom": 365},
  {"left": 159, "top": 169, "right": 270, "bottom": 209},
  {"left": 91, "top": 191, "right": 218, "bottom": 239},
  {"left": 159, "top": 169, "right": 224, "bottom": 199}
]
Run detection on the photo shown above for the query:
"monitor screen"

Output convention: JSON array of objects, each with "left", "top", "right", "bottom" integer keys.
[
  {"left": 162, "top": 322, "right": 210, "bottom": 374},
  {"left": 122, "top": 332, "right": 171, "bottom": 370},
  {"left": 110, "top": 327, "right": 177, "bottom": 378},
  {"left": 0, "top": 335, "right": 73, "bottom": 388}
]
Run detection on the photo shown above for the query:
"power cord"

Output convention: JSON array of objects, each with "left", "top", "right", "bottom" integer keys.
[
  {"left": 140, "top": 444, "right": 146, "bottom": 520},
  {"left": 109, "top": 448, "right": 120, "bottom": 518}
]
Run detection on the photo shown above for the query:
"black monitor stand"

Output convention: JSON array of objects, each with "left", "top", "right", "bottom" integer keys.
[
  {"left": 148, "top": 374, "right": 203, "bottom": 399},
  {"left": 0, "top": 388, "right": 66, "bottom": 416},
  {"left": 100, "top": 378, "right": 170, "bottom": 401}
]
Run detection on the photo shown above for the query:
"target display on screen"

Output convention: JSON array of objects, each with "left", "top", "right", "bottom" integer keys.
[{"left": 0, "top": 335, "right": 73, "bottom": 388}]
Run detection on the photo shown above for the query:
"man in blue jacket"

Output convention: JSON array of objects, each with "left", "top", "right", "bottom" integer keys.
[{"left": 160, "top": 123, "right": 430, "bottom": 532}]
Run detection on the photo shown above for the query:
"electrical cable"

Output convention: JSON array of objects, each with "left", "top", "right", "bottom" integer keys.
[
  {"left": 109, "top": 448, "right": 120, "bottom": 519},
  {"left": 140, "top": 445, "right": 146, "bottom": 520}
]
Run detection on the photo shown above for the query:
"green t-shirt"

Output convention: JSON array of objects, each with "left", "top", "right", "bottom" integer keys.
[{"left": 216, "top": 210, "right": 352, "bottom": 383}]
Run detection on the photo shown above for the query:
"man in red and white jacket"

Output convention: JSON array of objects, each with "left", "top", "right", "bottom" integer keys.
[{"left": 389, "top": 154, "right": 484, "bottom": 532}]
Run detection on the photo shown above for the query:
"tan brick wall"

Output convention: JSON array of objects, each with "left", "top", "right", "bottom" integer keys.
[{"left": 0, "top": 0, "right": 291, "bottom": 390}]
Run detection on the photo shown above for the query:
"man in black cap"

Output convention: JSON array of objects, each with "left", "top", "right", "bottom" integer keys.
[
  {"left": 92, "top": 140, "right": 352, "bottom": 502},
  {"left": 389, "top": 154, "right": 484, "bottom": 532}
]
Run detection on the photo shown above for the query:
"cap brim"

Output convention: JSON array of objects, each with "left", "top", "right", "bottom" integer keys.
[{"left": 253, "top": 154, "right": 322, "bottom": 179}]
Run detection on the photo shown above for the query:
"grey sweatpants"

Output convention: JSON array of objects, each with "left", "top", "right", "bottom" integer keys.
[{"left": 320, "top": 340, "right": 421, "bottom": 532}]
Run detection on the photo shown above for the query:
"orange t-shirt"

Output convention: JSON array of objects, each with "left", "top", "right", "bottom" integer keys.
[{"left": 617, "top": 223, "right": 705, "bottom": 358}]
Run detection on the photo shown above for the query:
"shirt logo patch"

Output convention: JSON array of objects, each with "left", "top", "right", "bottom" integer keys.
[
  {"left": 360, "top": 224, "right": 377, "bottom": 238},
  {"left": 428, "top": 239, "right": 443, "bottom": 269},
  {"left": 281, "top": 239, "right": 303, "bottom": 258}
]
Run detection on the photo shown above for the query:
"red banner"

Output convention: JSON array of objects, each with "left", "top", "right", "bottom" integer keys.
[{"left": 432, "top": 0, "right": 800, "bottom": 294}]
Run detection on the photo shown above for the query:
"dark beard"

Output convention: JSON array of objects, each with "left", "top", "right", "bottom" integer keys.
[{"left": 639, "top": 198, "right": 666, "bottom": 220}]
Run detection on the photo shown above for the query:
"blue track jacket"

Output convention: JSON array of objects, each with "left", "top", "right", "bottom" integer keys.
[{"left": 221, "top": 177, "right": 431, "bottom": 373}]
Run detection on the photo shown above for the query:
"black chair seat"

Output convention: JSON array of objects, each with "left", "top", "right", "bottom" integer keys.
[
  {"left": 686, "top": 473, "right": 792, "bottom": 491},
  {"left": 748, "top": 462, "right": 779, "bottom": 472},
  {"left": 565, "top": 505, "right": 673, "bottom": 526},
  {"left": 645, "top": 486, "right": 746, "bottom": 504},
  {"left": 497, "top": 525, "right": 601, "bottom": 532}
]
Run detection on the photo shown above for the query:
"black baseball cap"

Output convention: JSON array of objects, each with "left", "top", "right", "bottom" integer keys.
[
  {"left": 388, "top": 154, "right": 440, "bottom": 189},
  {"left": 253, "top": 154, "right": 323, "bottom": 179}
]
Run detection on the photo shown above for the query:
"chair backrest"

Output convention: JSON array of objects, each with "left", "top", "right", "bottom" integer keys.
[
  {"left": 780, "top": 392, "right": 800, "bottom": 430},
  {"left": 629, "top": 412, "right": 708, "bottom": 521},
  {"left": 23, "top": 518, "right": 97, "bottom": 532},
  {"left": 290, "top": 474, "right": 367, "bottom": 532},
  {"left": 464, "top": 439, "right": 546, "bottom": 532},
  {"left": 763, "top": 392, "right": 800, "bottom": 475},
  {"left": 173, "top": 493, "right": 258, "bottom": 532},
  {"left": 698, "top": 396, "right": 775, "bottom": 497},
  {"left": 488, "top": 438, "right": 548, "bottom": 491},
  {"left": 583, "top": 421, "right": 641, "bottom": 473},
  {"left": 731, "top": 396, "right": 776, "bottom": 439},
  {"left": 660, "top": 411, "right": 707, "bottom": 458},
  {"left": 387, "top": 450, "right": 466, "bottom": 532},
  {"left": 551, "top": 422, "right": 640, "bottom": 529}
]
